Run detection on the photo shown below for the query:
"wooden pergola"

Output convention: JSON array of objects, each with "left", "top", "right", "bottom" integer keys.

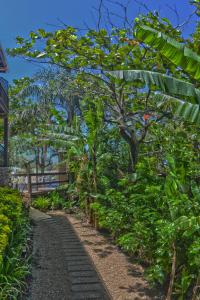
[{"left": 0, "top": 46, "right": 8, "bottom": 168}]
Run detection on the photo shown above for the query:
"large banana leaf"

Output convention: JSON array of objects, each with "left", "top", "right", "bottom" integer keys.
[
  {"left": 110, "top": 69, "right": 200, "bottom": 125},
  {"left": 156, "top": 93, "right": 200, "bottom": 125},
  {"left": 135, "top": 25, "right": 200, "bottom": 80},
  {"left": 111, "top": 70, "right": 200, "bottom": 104}
]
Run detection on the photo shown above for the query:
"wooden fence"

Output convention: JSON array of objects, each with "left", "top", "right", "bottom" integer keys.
[
  {"left": 12, "top": 171, "right": 100, "bottom": 227},
  {"left": 12, "top": 171, "right": 69, "bottom": 199}
]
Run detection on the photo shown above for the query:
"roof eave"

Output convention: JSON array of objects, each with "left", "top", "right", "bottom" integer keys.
[{"left": 0, "top": 48, "right": 7, "bottom": 73}]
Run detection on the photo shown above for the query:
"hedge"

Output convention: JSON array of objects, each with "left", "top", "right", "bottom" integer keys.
[{"left": 0, "top": 188, "right": 23, "bottom": 266}]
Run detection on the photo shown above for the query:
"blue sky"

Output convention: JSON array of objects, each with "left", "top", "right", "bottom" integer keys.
[{"left": 0, "top": 0, "right": 197, "bottom": 82}]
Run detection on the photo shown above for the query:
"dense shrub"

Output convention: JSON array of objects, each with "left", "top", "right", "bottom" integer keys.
[
  {"left": 91, "top": 158, "right": 200, "bottom": 298},
  {"left": 32, "top": 189, "right": 76, "bottom": 211},
  {"left": 32, "top": 196, "right": 51, "bottom": 211},
  {"left": 0, "top": 188, "right": 23, "bottom": 264},
  {"left": 0, "top": 187, "right": 30, "bottom": 299}
]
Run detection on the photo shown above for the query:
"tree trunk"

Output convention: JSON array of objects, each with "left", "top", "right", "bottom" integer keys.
[
  {"left": 165, "top": 243, "right": 176, "bottom": 300},
  {"left": 58, "top": 152, "right": 67, "bottom": 184},
  {"left": 119, "top": 127, "right": 139, "bottom": 172},
  {"left": 129, "top": 140, "right": 139, "bottom": 172},
  {"left": 91, "top": 143, "right": 98, "bottom": 228},
  {"left": 92, "top": 143, "right": 97, "bottom": 192},
  {"left": 35, "top": 147, "right": 39, "bottom": 191}
]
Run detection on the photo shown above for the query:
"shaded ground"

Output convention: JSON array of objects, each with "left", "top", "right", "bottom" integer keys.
[{"left": 27, "top": 208, "right": 110, "bottom": 300}]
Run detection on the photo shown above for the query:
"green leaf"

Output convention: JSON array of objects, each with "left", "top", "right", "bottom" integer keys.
[
  {"left": 111, "top": 69, "right": 200, "bottom": 125},
  {"left": 135, "top": 25, "right": 200, "bottom": 80},
  {"left": 110, "top": 70, "right": 200, "bottom": 104},
  {"left": 157, "top": 94, "right": 200, "bottom": 125}
]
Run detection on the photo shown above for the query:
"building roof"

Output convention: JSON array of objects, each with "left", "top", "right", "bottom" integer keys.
[
  {"left": 0, "top": 44, "right": 8, "bottom": 115},
  {"left": 0, "top": 45, "right": 8, "bottom": 115},
  {"left": 0, "top": 46, "right": 7, "bottom": 72}
]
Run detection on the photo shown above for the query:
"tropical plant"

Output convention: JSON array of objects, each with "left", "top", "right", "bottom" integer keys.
[
  {"left": 32, "top": 196, "right": 50, "bottom": 211},
  {"left": 7, "top": 14, "right": 182, "bottom": 171},
  {"left": 129, "top": 24, "right": 200, "bottom": 125},
  {"left": 6, "top": 3, "right": 200, "bottom": 298},
  {"left": 0, "top": 188, "right": 30, "bottom": 300},
  {"left": 111, "top": 69, "right": 200, "bottom": 125}
]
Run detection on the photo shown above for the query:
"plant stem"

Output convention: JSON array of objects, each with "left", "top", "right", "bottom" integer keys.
[{"left": 165, "top": 243, "right": 176, "bottom": 300}]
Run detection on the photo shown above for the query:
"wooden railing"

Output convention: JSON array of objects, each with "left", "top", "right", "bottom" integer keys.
[{"left": 12, "top": 171, "right": 69, "bottom": 197}]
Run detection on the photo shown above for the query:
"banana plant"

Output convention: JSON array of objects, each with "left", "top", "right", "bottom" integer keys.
[
  {"left": 111, "top": 22, "right": 200, "bottom": 125},
  {"left": 110, "top": 70, "right": 200, "bottom": 125},
  {"left": 135, "top": 25, "right": 200, "bottom": 81},
  {"left": 132, "top": 24, "right": 200, "bottom": 125}
]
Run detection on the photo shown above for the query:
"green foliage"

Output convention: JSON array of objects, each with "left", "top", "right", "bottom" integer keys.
[
  {"left": 0, "top": 187, "right": 30, "bottom": 299},
  {"left": 32, "top": 196, "right": 50, "bottom": 211},
  {"left": 0, "top": 188, "right": 23, "bottom": 264},
  {"left": 111, "top": 69, "right": 200, "bottom": 125},
  {"left": 91, "top": 158, "right": 200, "bottom": 297},
  {"left": 135, "top": 25, "right": 200, "bottom": 80},
  {"left": 111, "top": 69, "right": 200, "bottom": 101},
  {"left": 7, "top": 5, "right": 200, "bottom": 298},
  {"left": 33, "top": 191, "right": 71, "bottom": 211},
  {"left": 48, "top": 191, "right": 67, "bottom": 210}
]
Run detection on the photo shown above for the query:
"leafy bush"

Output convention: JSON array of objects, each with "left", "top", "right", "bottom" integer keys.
[
  {"left": 91, "top": 158, "right": 200, "bottom": 298},
  {"left": 33, "top": 191, "right": 72, "bottom": 211},
  {"left": 0, "top": 188, "right": 23, "bottom": 265},
  {"left": 0, "top": 214, "right": 10, "bottom": 266},
  {"left": 32, "top": 196, "right": 50, "bottom": 211},
  {"left": 48, "top": 191, "right": 66, "bottom": 210},
  {"left": 0, "top": 187, "right": 30, "bottom": 299}
]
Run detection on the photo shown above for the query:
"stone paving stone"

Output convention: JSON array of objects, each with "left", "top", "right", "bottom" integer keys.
[
  {"left": 68, "top": 258, "right": 91, "bottom": 269},
  {"left": 71, "top": 283, "right": 102, "bottom": 292},
  {"left": 64, "top": 251, "right": 87, "bottom": 256},
  {"left": 71, "top": 276, "right": 100, "bottom": 284},
  {"left": 62, "top": 238, "right": 80, "bottom": 241},
  {"left": 65, "top": 256, "right": 89, "bottom": 262},
  {"left": 64, "top": 245, "right": 84, "bottom": 249},
  {"left": 70, "top": 271, "right": 97, "bottom": 277},
  {"left": 72, "top": 292, "right": 103, "bottom": 300},
  {"left": 68, "top": 264, "right": 94, "bottom": 271},
  {"left": 63, "top": 241, "right": 80, "bottom": 244},
  {"left": 63, "top": 246, "right": 84, "bottom": 250}
]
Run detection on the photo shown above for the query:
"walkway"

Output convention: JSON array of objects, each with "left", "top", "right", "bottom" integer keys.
[{"left": 28, "top": 208, "right": 110, "bottom": 300}]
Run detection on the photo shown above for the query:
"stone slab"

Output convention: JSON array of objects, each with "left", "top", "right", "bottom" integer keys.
[
  {"left": 71, "top": 283, "right": 101, "bottom": 292},
  {"left": 72, "top": 292, "right": 102, "bottom": 300},
  {"left": 70, "top": 271, "right": 96, "bottom": 277},
  {"left": 71, "top": 277, "right": 99, "bottom": 284},
  {"left": 68, "top": 265, "right": 94, "bottom": 271}
]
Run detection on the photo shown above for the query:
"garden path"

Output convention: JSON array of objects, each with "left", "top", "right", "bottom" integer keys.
[{"left": 27, "top": 208, "right": 110, "bottom": 300}]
